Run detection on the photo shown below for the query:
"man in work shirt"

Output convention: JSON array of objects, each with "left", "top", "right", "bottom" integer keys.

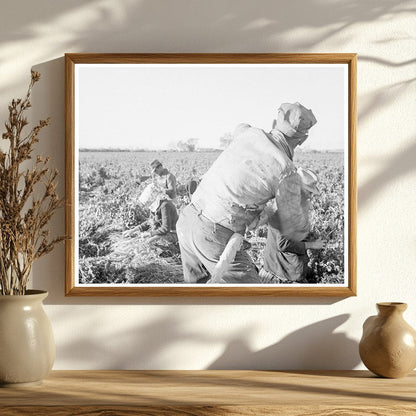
[
  {"left": 176, "top": 102, "right": 318, "bottom": 284},
  {"left": 150, "top": 159, "right": 177, "bottom": 201}
]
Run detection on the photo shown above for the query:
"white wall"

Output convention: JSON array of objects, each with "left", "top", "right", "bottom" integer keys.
[{"left": 1, "top": 0, "right": 415, "bottom": 370}]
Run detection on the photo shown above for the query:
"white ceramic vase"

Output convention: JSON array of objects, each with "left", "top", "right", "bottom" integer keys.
[{"left": 0, "top": 290, "right": 55, "bottom": 387}]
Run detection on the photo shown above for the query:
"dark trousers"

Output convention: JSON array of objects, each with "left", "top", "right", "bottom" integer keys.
[
  {"left": 263, "top": 225, "right": 309, "bottom": 282},
  {"left": 176, "top": 204, "right": 259, "bottom": 284}
]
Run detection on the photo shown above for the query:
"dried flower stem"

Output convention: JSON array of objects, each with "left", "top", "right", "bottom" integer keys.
[{"left": 0, "top": 71, "right": 65, "bottom": 295}]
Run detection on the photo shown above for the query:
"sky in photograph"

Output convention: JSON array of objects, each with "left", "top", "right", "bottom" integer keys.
[{"left": 76, "top": 63, "right": 347, "bottom": 150}]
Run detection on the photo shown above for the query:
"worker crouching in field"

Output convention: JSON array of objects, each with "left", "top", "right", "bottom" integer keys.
[
  {"left": 176, "top": 102, "right": 318, "bottom": 284},
  {"left": 260, "top": 168, "right": 325, "bottom": 283},
  {"left": 146, "top": 195, "right": 179, "bottom": 246},
  {"left": 124, "top": 183, "right": 179, "bottom": 248}
]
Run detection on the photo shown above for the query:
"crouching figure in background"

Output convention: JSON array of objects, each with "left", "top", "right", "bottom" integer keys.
[
  {"left": 146, "top": 195, "right": 178, "bottom": 246},
  {"left": 124, "top": 182, "right": 178, "bottom": 248}
]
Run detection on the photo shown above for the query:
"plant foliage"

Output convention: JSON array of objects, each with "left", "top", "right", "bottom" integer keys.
[{"left": 0, "top": 71, "right": 65, "bottom": 295}]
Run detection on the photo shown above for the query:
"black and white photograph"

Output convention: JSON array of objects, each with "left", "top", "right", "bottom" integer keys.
[{"left": 65, "top": 54, "right": 356, "bottom": 296}]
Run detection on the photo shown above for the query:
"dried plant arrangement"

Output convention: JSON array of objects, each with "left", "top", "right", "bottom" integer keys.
[{"left": 0, "top": 71, "right": 65, "bottom": 295}]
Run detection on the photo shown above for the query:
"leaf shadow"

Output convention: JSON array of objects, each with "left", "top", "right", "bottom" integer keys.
[{"left": 207, "top": 314, "right": 360, "bottom": 370}]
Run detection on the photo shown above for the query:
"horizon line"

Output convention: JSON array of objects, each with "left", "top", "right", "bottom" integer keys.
[{"left": 78, "top": 147, "right": 345, "bottom": 152}]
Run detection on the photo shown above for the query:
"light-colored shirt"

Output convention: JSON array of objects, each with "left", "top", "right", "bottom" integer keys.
[{"left": 192, "top": 123, "right": 308, "bottom": 237}]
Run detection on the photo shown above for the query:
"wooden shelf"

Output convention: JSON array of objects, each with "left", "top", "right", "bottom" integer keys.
[{"left": 1, "top": 370, "right": 415, "bottom": 415}]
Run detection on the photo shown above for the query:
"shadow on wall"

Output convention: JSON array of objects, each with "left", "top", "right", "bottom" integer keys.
[
  {"left": 30, "top": 57, "right": 67, "bottom": 302},
  {"left": 54, "top": 310, "right": 214, "bottom": 369},
  {"left": 0, "top": 0, "right": 414, "bottom": 97},
  {"left": 1, "top": 0, "right": 413, "bottom": 50},
  {"left": 358, "top": 78, "right": 415, "bottom": 128},
  {"left": 358, "top": 138, "right": 416, "bottom": 209},
  {"left": 207, "top": 314, "right": 360, "bottom": 370},
  {"left": 53, "top": 307, "right": 359, "bottom": 370}
]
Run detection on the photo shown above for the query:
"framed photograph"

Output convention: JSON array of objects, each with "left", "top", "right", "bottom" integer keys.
[{"left": 65, "top": 53, "right": 356, "bottom": 296}]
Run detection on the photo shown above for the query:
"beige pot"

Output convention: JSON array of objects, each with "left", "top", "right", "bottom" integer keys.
[
  {"left": 359, "top": 302, "right": 416, "bottom": 378},
  {"left": 0, "top": 290, "right": 55, "bottom": 387}
]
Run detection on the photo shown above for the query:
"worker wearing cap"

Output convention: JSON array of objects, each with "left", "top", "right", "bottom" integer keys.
[
  {"left": 176, "top": 102, "right": 318, "bottom": 284},
  {"left": 260, "top": 167, "right": 325, "bottom": 283},
  {"left": 150, "top": 159, "right": 177, "bottom": 201}
]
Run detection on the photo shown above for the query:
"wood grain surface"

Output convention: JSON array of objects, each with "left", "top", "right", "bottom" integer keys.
[{"left": 1, "top": 370, "right": 415, "bottom": 415}]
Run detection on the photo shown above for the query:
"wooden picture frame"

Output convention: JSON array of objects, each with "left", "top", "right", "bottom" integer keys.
[{"left": 65, "top": 53, "right": 356, "bottom": 296}]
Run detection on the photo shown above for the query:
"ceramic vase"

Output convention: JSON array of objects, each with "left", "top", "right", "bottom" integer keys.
[
  {"left": 0, "top": 290, "right": 55, "bottom": 387},
  {"left": 359, "top": 302, "right": 416, "bottom": 378}
]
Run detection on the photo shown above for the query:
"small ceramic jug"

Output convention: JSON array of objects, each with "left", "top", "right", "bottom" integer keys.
[{"left": 359, "top": 302, "right": 416, "bottom": 378}]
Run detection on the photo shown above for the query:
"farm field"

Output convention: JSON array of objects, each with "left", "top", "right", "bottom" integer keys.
[{"left": 78, "top": 150, "right": 345, "bottom": 285}]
